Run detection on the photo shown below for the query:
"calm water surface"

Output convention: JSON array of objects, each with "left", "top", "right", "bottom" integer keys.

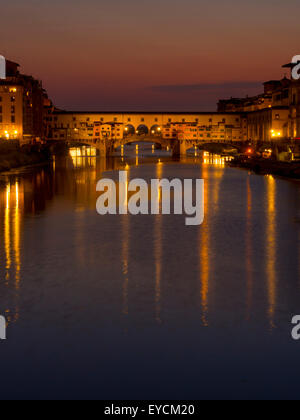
[{"left": 1, "top": 146, "right": 300, "bottom": 399}]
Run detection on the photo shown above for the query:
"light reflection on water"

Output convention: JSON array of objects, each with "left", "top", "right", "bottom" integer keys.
[{"left": 1, "top": 146, "right": 300, "bottom": 398}]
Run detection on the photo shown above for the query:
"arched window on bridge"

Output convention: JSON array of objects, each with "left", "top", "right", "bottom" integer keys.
[
  {"left": 150, "top": 125, "right": 162, "bottom": 136},
  {"left": 136, "top": 125, "right": 149, "bottom": 136},
  {"left": 124, "top": 124, "right": 135, "bottom": 136}
]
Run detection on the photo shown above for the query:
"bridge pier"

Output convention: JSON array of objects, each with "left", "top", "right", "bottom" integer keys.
[
  {"left": 95, "top": 140, "right": 107, "bottom": 157},
  {"left": 180, "top": 140, "right": 189, "bottom": 156}
]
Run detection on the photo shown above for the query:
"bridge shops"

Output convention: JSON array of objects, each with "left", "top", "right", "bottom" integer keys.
[{"left": 46, "top": 111, "right": 247, "bottom": 155}]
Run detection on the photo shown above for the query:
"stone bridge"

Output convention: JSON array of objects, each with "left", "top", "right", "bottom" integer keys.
[{"left": 66, "top": 135, "right": 202, "bottom": 156}]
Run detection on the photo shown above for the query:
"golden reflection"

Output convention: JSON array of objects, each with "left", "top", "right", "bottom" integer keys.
[
  {"left": 211, "top": 162, "right": 225, "bottom": 208},
  {"left": 122, "top": 214, "right": 130, "bottom": 318},
  {"left": 122, "top": 167, "right": 130, "bottom": 318},
  {"left": 198, "top": 155, "right": 224, "bottom": 325},
  {"left": 154, "top": 163, "right": 163, "bottom": 323},
  {"left": 5, "top": 184, "right": 11, "bottom": 284},
  {"left": 245, "top": 177, "right": 253, "bottom": 319},
  {"left": 14, "top": 182, "right": 21, "bottom": 291},
  {"left": 203, "top": 153, "right": 226, "bottom": 167},
  {"left": 69, "top": 147, "right": 97, "bottom": 169},
  {"left": 199, "top": 165, "right": 209, "bottom": 326},
  {"left": 265, "top": 175, "right": 277, "bottom": 330},
  {"left": 2, "top": 181, "right": 22, "bottom": 323}
]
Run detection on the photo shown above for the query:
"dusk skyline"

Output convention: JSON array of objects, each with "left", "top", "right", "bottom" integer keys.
[
  {"left": 1, "top": 0, "right": 299, "bottom": 111},
  {"left": 2, "top": 0, "right": 300, "bottom": 402}
]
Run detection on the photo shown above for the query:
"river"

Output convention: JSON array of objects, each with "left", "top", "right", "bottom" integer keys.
[{"left": 0, "top": 145, "right": 300, "bottom": 399}]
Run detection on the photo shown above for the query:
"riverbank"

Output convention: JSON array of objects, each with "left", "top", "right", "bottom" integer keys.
[
  {"left": 230, "top": 157, "right": 300, "bottom": 179},
  {"left": 0, "top": 141, "right": 51, "bottom": 173}
]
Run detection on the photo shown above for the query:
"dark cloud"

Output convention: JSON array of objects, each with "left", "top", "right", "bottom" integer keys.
[{"left": 150, "top": 81, "right": 262, "bottom": 93}]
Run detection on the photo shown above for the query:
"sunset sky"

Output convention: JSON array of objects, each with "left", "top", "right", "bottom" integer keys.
[{"left": 1, "top": 0, "right": 299, "bottom": 111}]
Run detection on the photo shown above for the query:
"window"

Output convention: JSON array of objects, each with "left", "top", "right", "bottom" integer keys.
[
  {"left": 11, "top": 106, "right": 15, "bottom": 114},
  {"left": 11, "top": 116, "right": 15, "bottom": 123}
]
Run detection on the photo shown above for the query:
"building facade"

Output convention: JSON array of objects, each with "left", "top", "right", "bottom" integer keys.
[
  {"left": 247, "top": 107, "right": 289, "bottom": 142},
  {"left": 0, "top": 59, "right": 46, "bottom": 143},
  {"left": 218, "top": 73, "right": 298, "bottom": 142},
  {"left": 289, "top": 80, "right": 300, "bottom": 139}
]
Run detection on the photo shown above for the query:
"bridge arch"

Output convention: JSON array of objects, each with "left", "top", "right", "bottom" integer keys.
[
  {"left": 136, "top": 124, "right": 149, "bottom": 136},
  {"left": 124, "top": 124, "right": 135, "bottom": 136},
  {"left": 150, "top": 124, "right": 162, "bottom": 136}
]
